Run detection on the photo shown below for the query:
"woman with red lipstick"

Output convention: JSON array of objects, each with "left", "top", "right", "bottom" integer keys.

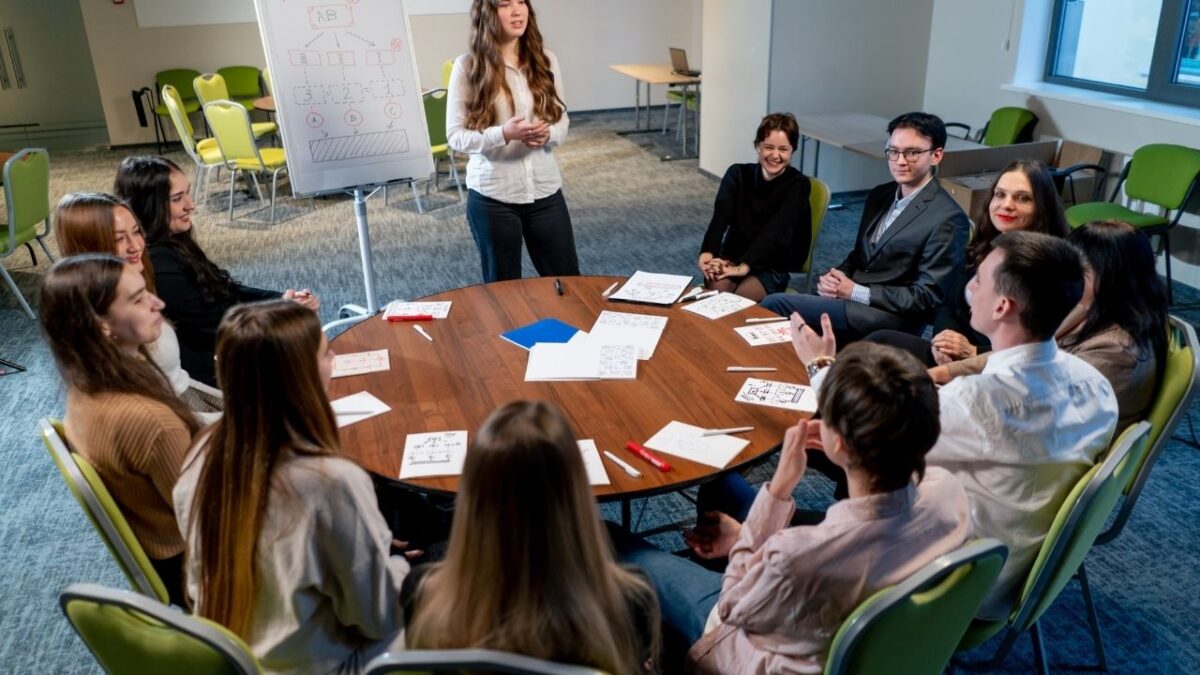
[
  {"left": 447, "top": 0, "right": 580, "bottom": 282},
  {"left": 699, "top": 112, "right": 812, "bottom": 301},
  {"left": 866, "top": 159, "right": 1068, "bottom": 365}
]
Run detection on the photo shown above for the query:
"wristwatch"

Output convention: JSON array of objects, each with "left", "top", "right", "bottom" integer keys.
[{"left": 805, "top": 355, "right": 836, "bottom": 379}]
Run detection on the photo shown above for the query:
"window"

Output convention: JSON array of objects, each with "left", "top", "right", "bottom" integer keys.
[{"left": 1046, "top": 0, "right": 1200, "bottom": 108}]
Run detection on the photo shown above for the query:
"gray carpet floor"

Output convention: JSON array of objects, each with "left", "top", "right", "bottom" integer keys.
[{"left": 2, "top": 109, "right": 1198, "bottom": 673}]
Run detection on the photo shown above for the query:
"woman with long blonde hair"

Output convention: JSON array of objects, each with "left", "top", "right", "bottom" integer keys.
[
  {"left": 447, "top": 0, "right": 580, "bottom": 282},
  {"left": 173, "top": 301, "right": 407, "bottom": 674},
  {"left": 403, "top": 401, "right": 660, "bottom": 672}
]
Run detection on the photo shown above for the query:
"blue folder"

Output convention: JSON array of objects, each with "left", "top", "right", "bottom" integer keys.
[{"left": 499, "top": 318, "right": 581, "bottom": 351}]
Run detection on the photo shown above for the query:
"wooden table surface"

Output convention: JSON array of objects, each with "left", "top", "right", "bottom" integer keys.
[
  {"left": 329, "top": 276, "right": 810, "bottom": 501},
  {"left": 610, "top": 63, "right": 701, "bottom": 86},
  {"left": 253, "top": 96, "right": 275, "bottom": 113}
]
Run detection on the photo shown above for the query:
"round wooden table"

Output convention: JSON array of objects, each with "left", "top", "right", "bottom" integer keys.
[
  {"left": 253, "top": 96, "right": 275, "bottom": 113},
  {"left": 329, "top": 275, "right": 812, "bottom": 524}
]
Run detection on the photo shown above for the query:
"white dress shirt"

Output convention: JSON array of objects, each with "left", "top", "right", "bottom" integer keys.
[
  {"left": 926, "top": 339, "right": 1118, "bottom": 619},
  {"left": 446, "top": 51, "right": 569, "bottom": 204}
]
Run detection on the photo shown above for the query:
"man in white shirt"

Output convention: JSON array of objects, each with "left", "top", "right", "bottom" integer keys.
[{"left": 794, "top": 230, "right": 1119, "bottom": 619}]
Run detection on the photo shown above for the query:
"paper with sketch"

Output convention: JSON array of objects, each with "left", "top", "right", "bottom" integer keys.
[
  {"left": 607, "top": 271, "right": 693, "bottom": 306},
  {"left": 734, "top": 322, "right": 793, "bottom": 346},
  {"left": 331, "top": 349, "right": 390, "bottom": 378},
  {"left": 382, "top": 300, "right": 452, "bottom": 320},
  {"left": 577, "top": 439, "right": 611, "bottom": 486},
  {"left": 734, "top": 378, "right": 818, "bottom": 412},
  {"left": 588, "top": 311, "right": 668, "bottom": 360},
  {"left": 399, "top": 430, "right": 468, "bottom": 479},
  {"left": 331, "top": 391, "right": 392, "bottom": 428},
  {"left": 682, "top": 292, "right": 757, "bottom": 320},
  {"left": 525, "top": 342, "right": 638, "bottom": 381},
  {"left": 643, "top": 421, "right": 749, "bottom": 469}
]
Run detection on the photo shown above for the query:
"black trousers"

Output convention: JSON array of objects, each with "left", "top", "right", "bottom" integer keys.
[{"left": 465, "top": 189, "right": 581, "bottom": 282}]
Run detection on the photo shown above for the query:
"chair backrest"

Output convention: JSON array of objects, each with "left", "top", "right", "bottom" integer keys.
[
  {"left": 262, "top": 67, "right": 273, "bottom": 97},
  {"left": 204, "top": 100, "right": 264, "bottom": 169},
  {"left": 156, "top": 69, "right": 202, "bottom": 104},
  {"left": 216, "top": 66, "right": 262, "bottom": 99},
  {"left": 39, "top": 418, "right": 169, "bottom": 603},
  {"left": 162, "top": 85, "right": 205, "bottom": 166},
  {"left": 982, "top": 107, "right": 1038, "bottom": 147},
  {"left": 364, "top": 648, "right": 607, "bottom": 675},
  {"left": 3, "top": 148, "right": 50, "bottom": 251},
  {"left": 800, "top": 176, "right": 831, "bottom": 274},
  {"left": 824, "top": 539, "right": 1008, "bottom": 675},
  {"left": 423, "top": 88, "right": 449, "bottom": 148},
  {"left": 441, "top": 59, "right": 454, "bottom": 88},
  {"left": 60, "top": 583, "right": 261, "bottom": 675},
  {"left": 1011, "top": 421, "right": 1150, "bottom": 630},
  {"left": 194, "top": 73, "right": 231, "bottom": 107},
  {"left": 1122, "top": 143, "right": 1200, "bottom": 210}
]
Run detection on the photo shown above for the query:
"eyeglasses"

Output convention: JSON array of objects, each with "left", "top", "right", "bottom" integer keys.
[{"left": 884, "top": 147, "right": 934, "bottom": 162}]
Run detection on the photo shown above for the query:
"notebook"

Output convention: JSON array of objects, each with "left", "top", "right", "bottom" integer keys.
[{"left": 499, "top": 318, "right": 581, "bottom": 351}]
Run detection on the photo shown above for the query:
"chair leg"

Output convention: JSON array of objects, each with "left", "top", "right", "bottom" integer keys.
[
  {"left": 270, "top": 171, "right": 279, "bottom": 226},
  {"left": 228, "top": 168, "right": 238, "bottom": 222},
  {"left": 450, "top": 159, "right": 464, "bottom": 201},
  {"left": 35, "top": 235, "right": 54, "bottom": 263},
  {"left": 1029, "top": 622, "right": 1049, "bottom": 675},
  {"left": 0, "top": 264, "right": 35, "bottom": 319},
  {"left": 23, "top": 242, "right": 36, "bottom": 267},
  {"left": 248, "top": 173, "right": 264, "bottom": 202},
  {"left": 410, "top": 180, "right": 425, "bottom": 214},
  {"left": 1163, "top": 231, "right": 1174, "bottom": 305},
  {"left": 1078, "top": 563, "right": 1109, "bottom": 671}
]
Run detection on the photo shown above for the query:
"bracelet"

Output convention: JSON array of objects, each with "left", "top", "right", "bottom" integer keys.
[{"left": 805, "top": 355, "right": 836, "bottom": 379}]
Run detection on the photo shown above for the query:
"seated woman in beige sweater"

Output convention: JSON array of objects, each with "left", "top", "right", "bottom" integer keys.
[{"left": 40, "top": 254, "right": 201, "bottom": 605}]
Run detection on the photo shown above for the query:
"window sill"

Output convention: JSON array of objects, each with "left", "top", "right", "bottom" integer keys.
[{"left": 1003, "top": 81, "right": 1200, "bottom": 127}]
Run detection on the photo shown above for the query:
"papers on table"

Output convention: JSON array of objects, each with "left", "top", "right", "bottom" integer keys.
[
  {"left": 643, "top": 420, "right": 749, "bottom": 469},
  {"left": 382, "top": 300, "right": 452, "bottom": 320},
  {"left": 525, "top": 342, "right": 638, "bottom": 381},
  {"left": 734, "top": 378, "right": 818, "bottom": 412},
  {"left": 330, "top": 349, "right": 390, "bottom": 378},
  {"left": 734, "top": 322, "right": 793, "bottom": 346},
  {"left": 682, "top": 292, "right": 757, "bottom": 320},
  {"left": 577, "top": 439, "right": 611, "bottom": 486},
  {"left": 607, "top": 271, "right": 693, "bottom": 306},
  {"left": 399, "top": 430, "right": 469, "bottom": 479},
  {"left": 588, "top": 311, "right": 668, "bottom": 360},
  {"left": 331, "top": 391, "right": 392, "bottom": 428},
  {"left": 500, "top": 318, "right": 581, "bottom": 351}
]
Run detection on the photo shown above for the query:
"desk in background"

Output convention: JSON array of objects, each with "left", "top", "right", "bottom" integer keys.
[{"left": 609, "top": 64, "right": 701, "bottom": 161}]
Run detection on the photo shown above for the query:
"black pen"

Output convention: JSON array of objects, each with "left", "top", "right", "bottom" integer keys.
[{"left": 555, "top": 278, "right": 564, "bottom": 296}]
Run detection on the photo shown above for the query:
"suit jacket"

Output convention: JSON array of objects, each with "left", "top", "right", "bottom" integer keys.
[{"left": 835, "top": 179, "right": 970, "bottom": 334}]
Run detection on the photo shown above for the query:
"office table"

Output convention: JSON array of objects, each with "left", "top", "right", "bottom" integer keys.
[
  {"left": 328, "top": 275, "right": 810, "bottom": 526},
  {"left": 609, "top": 64, "right": 701, "bottom": 160},
  {"left": 253, "top": 96, "right": 275, "bottom": 113}
]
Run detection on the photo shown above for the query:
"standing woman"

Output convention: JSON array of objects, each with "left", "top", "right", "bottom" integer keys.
[
  {"left": 447, "top": 0, "right": 580, "bottom": 282},
  {"left": 700, "top": 112, "right": 812, "bottom": 301},
  {"left": 114, "top": 156, "right": 319, "bottom": 388},
  {"left": 54, "top": 192, "right": 221, "bottom": 411},
  {"left": 174, "top": 300, "right": 408, "bottom": 674},
  {"left": 40, "top": 254, "right": 201, "bottom": 606}
]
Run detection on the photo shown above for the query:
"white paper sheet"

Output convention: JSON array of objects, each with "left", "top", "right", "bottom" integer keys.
[
  {"left": 331, "top": 349, "right": 391, "bottom": 378},
  {"left": 734, "top": 378, "right": 818, "bottom": 412},
  {"left": 331, "top": 391, "right": 392, "bottom": 428},
  {"left": 399, "top": 430, "right": 468, "bottom": 479},
  {"left": 525, "top": 342, "right": 638, "bottom": 381},
  {"left": 607, "top": 271, "right": 693, "bottom": 305},
  {"left": 682, "top": 292, "right": 757, "bottom": 320},
  {"left": 588, "top": 311, "right": 668, "bottom": 360},
  {"left": 577, "top": 439, "right": 611, "bottom": 486},
  {"left": 643, "top": 421, "right": 749, "bottom": 469},
  {"left": 733, "top": 322, "right": 793, "bottom": 346},
  {"left": 381, "top": 300, "right": 452, "bottom": 320}
]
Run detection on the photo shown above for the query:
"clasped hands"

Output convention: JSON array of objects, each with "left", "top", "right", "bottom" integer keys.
[
  {"left": 816, "top": 268, "right": 855, "bottom": 299},
  {"left": 502, "top": 115, "right": 551, "bottom": 148},
  {"left": 697, "top": 253, "right": 749, "bottom": 282}
]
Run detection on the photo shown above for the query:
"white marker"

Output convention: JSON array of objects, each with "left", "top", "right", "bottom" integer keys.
[
  {"left": 602, "top": 281, "right": 620, "bottom": 297},
  {"left": 691, "top": 290, "right": 719, "bottom": 301},
  {"left": 413, "top": 325, "right": 434, "bottom": 342},
  {"left": 603, "top": 450, "right": 643, "bottom": 478},
  {"left": 745, "top": 317, "right": 788, "bottom": 324},
  {"left": 725, "top": 366, "right": 778, "bottom": 373},
  {"left": 702, "top": 426, "right": 754, "bottom": 437},
  {"left": 678, "top": 286, "right": 705, "bottom": 302}
]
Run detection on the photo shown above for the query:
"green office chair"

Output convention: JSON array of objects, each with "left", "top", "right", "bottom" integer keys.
[
  {"left": 204, "top": 100, "right": 297, "bottom": 226},
  {"left": 824, "top": 538, "right": 1008, "bottom": 675},
  {"left": 262, "top": 67, "right": 274, "bottom": 97},
  {"left": 1, "top": 148, "right": 52, "bottom": 319},
  {"left": 163, "top": 85, "right": 225, "bottom": 207},
  {"left": 799, "top": 176, "right": 831, "bottom": 292},
  {"left": 153, "top": 69, "right": 202, "bottom": 154},
  {"left": 194, "top": 74, "right": 277, "bottom": 140},
  {"left": 40, "top": 419, "right": 170, "bottom": 604},
  {"left": 1065, "top": 144, "right": 1200, "bottom": 304},
  {"left": 955, "top": 421, "right": 1151, "bottom": 674},
  {"left": 664, "top": 87, "right": 700, "bottom": 147},
  {"left": 364, "top": 649, "right": 607, "bottom": 674},
  {"left": 424, "top": 88, "right": 463, "bottom": 201},
  {"left": 61, "top": 583, "right": 261, "bottom": 675},
  {"left": 441, "top": 59, "right": 454, "bottom": 88},
  {"left": 216, "top": 66, "right": 263, "bottom": 110},
  {"left": 946, "top": 107, "right": 1038, "bottom": 147}
]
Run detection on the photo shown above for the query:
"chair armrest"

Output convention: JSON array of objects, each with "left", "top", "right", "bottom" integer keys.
[{"left": 945, "top": 122, "right": 971, "bottom": 140}]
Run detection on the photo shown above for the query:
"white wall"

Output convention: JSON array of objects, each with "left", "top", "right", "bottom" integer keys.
[{"left": 698, "top": 0, "right": 772, "bottom": 176}]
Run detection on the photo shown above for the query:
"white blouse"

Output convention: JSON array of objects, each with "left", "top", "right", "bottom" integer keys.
[{"left": 147, "top": 321, "right": 190, "bottom": 396}]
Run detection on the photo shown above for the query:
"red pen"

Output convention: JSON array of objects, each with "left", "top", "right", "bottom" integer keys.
[
  {"left": 386, "top": 314, "right": 435, "bottom": 322},
  {"left": 625, "top": 441, "right": 672, "bottom": 472}
]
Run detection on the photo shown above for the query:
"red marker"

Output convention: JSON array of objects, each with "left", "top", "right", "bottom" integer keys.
[
  {"left": 387, "top": 314, "right": 435, "bottom": 322},
  {"left": 625, "top": 441, "right": 672, "bottom": 472}
]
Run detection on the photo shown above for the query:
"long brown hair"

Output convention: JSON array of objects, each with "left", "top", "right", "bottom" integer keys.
[
  {"left": 38, "top": 254, "right": 198, "bottom": 433},
  {"left": 967, "top": 159, "right": 1069, "bottom": 267},
  {"left": 54, "top": 192, "right": 156, "bottom": 293},
  {"left": 407, "top": 401, "right": 658, "bottom": 673},
  {"left": 186, "top": 300, "right": 338, "bottom": 638},
  {"left": 462, "top": 0, "right": 564, "bottom": 130}
]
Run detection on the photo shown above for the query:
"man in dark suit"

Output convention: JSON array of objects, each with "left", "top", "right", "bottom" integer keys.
[{"left": 762, "top": 112, "right": 970, "bottom": 344}]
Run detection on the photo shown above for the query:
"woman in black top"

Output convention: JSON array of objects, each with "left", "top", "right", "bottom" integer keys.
[
  {"left": 699, "top": 112, "right": 812, "bottom": 301},
  {"left": 114, "top": 156, "right": 319, "bottom": 386}
]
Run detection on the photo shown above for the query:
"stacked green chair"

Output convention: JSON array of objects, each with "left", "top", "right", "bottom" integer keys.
[
  {"left": 441, "top": 59, "right": 454, "bottom": 88},
  {"left": 424, "top": 88, "right": 463, "bottom": 201},
  {"left": 162, "top": 84, "right": 225, "bottom": 206},
  {"left": 1065, "top": 144, "right": 1200, "bottom": 304},
  {"left": 824, "top": 539, "right": 1007, "bottom": 675},
  {"left": 1, "top": 148, "right": 52, "bottom": 319},
  {"left": 203, "top": 100, "right": 294, "bottom": 226},
  {"left": 955, "top": 421, "right": 1151, "bottom": 674},
  {"left": 364, "top": 648, "right": 606, "bottom": 674},
  {"left": 61, "top": 583, "right": 261, "bottom": 674},
  {"left": 40, "top": 419, "right": 170, "bottom": 604},
  {"left": 216, "top": 66, "right": 264, "bottom": 110},
  {"left": 153, "top": 69, "right": 202, "bottom": 153},
  {"left": 946, "top": 107, "right": 1038, "bottom": 147},
  {"left": 194, "top": 74, "right": 277, "bottom": 140}
]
